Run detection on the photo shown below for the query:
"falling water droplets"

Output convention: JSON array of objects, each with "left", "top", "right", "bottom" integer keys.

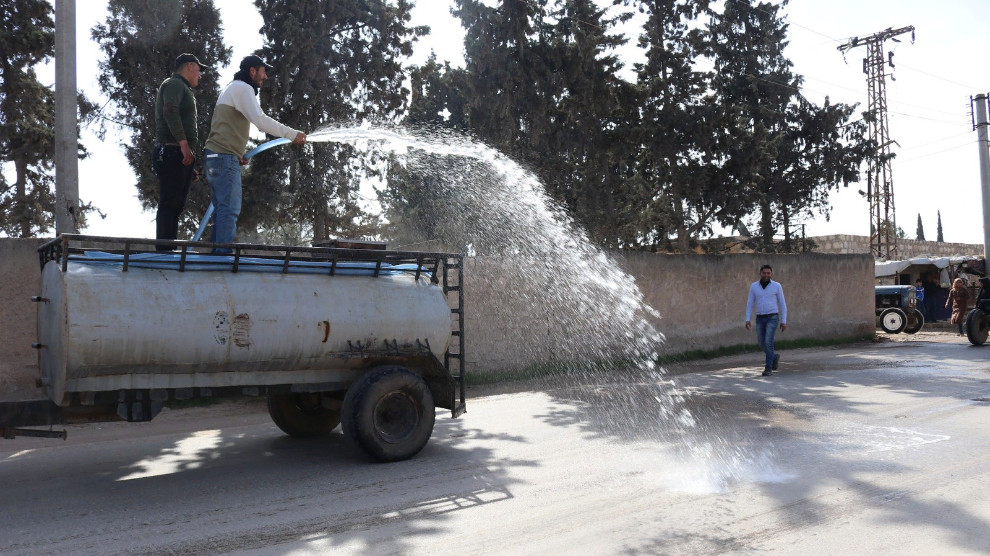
[{"left": 309, "top": 124, "right": 774, "bottom": 489}]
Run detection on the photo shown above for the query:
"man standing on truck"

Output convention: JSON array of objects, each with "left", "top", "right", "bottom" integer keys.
[
  {"left": 745, "top": 264, "right": 788, "bottom": 377},
  {"left": 203, "top": 55, "right": 306, "bottom": 253},
  {"left": 153, "top": 53, "right": 209, "bottom": 251}
]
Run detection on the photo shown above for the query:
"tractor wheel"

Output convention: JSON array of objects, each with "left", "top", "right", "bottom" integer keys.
[
  {"left": 903, "top": 308, "right": 925, "bottom": 334},
  {"left": 966, "top": 309, "right": 989, "bottom": 346},
  {"left": 879, "top": 308, "right": 907, "bottom": 334}
]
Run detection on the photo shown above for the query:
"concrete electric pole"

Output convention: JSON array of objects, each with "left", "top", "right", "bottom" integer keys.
[
  {"left": 838, "top": 26, "right": 915, "bottom": 260},
  {"left": 54, "top": 0, "right": 79, "bottom": 234},
  {"left": 973, "top": 94, "right": 990, "bottom": 261}
]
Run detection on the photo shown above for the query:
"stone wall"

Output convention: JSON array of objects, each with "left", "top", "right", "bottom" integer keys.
[
  {"left": 463, "top": 252, "right": 875, "bottom": 375},
  {"left": 0, "top": 239, "right": 47, "bottom": 402},
  {"left": 812, "top": 234, "right": 983, "bottom": 259}
]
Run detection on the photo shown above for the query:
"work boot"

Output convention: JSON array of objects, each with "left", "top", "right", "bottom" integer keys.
[
  {"left": 762, "top": 368, "right": 772, "bottom": 377},
  {"left": 772, "top": 353, "right": 780, "bottom": 371}
]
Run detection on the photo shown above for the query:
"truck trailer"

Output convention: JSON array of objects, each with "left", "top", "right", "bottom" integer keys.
[{"left": 1, "top": 235, "right": 465, "bottom": 462}]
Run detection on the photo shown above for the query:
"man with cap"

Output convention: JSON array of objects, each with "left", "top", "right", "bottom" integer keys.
[
  {"left": 153, "top": 53, "right": 208, "bottom": 251},
  {"left": 203, "top": 55, "right": 306, "bottom": 252}
]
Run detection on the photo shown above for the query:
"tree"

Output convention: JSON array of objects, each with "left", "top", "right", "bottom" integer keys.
[
  {"left": 629, "top": 0, "right": 716, "bottom": 252},
  {"left": 0, "top": 0, "right": 96, "bottom": 237},
  {"left": 92, "top": 0, "right": 231, "bottom": 236},
  {"left": 706, "top": 0, "right": 867, "bottom": 252},
  {"left": 246, "top": 0, "right": 425, "bottom": 242},
  {"left": 937, "top": 210, "right": 944, "bottom": 242},
  {"left": 916, "top": 213, "right": 925, "bottom": 241},
  {"left": 452, "top": 0, "right": 636, "bottom": 247}
]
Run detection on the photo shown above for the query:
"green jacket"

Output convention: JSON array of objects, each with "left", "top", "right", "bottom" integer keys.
[{"left": 155, "top": 74, "right": 198, "bottom": 148}]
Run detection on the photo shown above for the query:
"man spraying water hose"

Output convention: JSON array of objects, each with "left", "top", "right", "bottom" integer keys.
[{"left": 203, "top": 55, "right": 306, "bottom": 253}]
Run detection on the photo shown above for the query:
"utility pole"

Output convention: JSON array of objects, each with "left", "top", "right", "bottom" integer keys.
[
  {"left": 54, "top": 0, "right": 79, "bottom": 234},
  {"left": 973, "top": 94, "right": 990, "bottom": 261},
  {"left": 838, "top": 26, "right": 914, "bottom": 260}
]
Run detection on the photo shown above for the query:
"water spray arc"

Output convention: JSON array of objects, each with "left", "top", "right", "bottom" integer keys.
[{"left": 837, "top": 25, "right": 915, "bottom": 260}]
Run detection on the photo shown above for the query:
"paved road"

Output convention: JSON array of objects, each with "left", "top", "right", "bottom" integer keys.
[{"left": 2, "top": 335, "right": 989, "bottom": 555}]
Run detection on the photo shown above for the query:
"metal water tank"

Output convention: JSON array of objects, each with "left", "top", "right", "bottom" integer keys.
[{"left": 37, "top": 256, "right": 452, "bottom": 404}]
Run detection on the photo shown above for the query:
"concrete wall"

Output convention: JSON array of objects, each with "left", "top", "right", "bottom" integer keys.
[
  {"left": 813, "top": 234, "right": 982, "bottom": 258},
  {"left": 0, "top": 239, "right": 875, "bottom": 398},
  {"left": 464, "top": 252, "right": 876, "bottom": 374},
  {"left": 0, "top": 239, "right": 47, "bottom": 401}
]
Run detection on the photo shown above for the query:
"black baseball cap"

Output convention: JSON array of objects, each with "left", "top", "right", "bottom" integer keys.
[
  {"left": 174, "top": 53, "right": 209, "bottom": 71},
  {"left": 239, "top": 55, "right": 272, "bottom": 71}
]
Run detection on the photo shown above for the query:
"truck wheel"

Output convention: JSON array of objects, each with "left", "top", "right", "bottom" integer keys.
[
  {"left": 966, "top": 309, "right": 989, "bottom": 346},
  {"left": 267, "top": 393, "right": 341, "bottom": 438},
  {"left": 903, "top": 308, "right": 925, "bottom": 334},
  {"left": 341, "top": 366, "right": 435, "bottom": 462},
  {"left": 879, "top": 308, "right": 907, "bottom": 334}
]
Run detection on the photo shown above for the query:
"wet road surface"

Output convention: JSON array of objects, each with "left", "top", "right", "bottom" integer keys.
[{"left": 2, "top": 335, "right": 989, "bottom": 554}]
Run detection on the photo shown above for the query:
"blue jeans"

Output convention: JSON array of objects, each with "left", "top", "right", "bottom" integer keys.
[
  {"left": 204, "top": 149, "right": 242, "bottom": 253},
  {"left": 755, "top": 314, "right": 779, "bottom": 369}
]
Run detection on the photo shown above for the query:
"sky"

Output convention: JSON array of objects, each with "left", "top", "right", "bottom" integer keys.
[{"left": 34, "top": 0, "right": 990, "bottom": 245}]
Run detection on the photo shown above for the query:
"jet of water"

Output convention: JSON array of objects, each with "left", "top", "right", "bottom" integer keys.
[{"left": 309, "top": 124, "right": 763, "bottom": 486}]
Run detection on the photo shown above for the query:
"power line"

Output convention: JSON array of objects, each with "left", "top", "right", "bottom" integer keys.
[
  {"left": 898, "top": 130, "right": 974, "bottom": 151},
  {"left": 897, "top": 140, "right": 975, "bottom": 164},
  {"left": 897, "top": 63, "right": 983, "bottom": 91}
]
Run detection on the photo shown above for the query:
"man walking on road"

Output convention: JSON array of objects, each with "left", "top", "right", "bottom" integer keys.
[
  {"left": 203, "top": 55, "right": 306, "bottom": 253},
  {"left": 745, "top": 264, "right": 788, "bottom": 376},
  {"left": 153, "top": 53, "right": 209, "bottom": 251}
]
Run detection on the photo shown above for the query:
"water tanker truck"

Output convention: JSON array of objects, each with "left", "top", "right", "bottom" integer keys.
[{"left": 1, "top": 234, "right": 465, "bottom": 462}]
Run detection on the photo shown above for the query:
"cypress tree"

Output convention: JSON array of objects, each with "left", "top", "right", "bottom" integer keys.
[
  {"left": 631, "top": 0, "right": 715, "bottom": 252},
  {"left": 1, "top": 0, "right": 97, "bottom": 236},
  {"left": 937, "top": 210, "right": 943, "bottom": 242},
  {"left": 247, "top": 0, "right": 424, "bottom": 242},
  {"left": 706, "top": 0, "right": 867, "bottom": 252},
  {"left": 92, "top": 0, "right": 231, "bottom": 236},
  {"left": 916, "top": 213, "right": 925, "bottom": 241}
]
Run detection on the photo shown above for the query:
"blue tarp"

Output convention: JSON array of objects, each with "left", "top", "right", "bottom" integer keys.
[{"left": 68, "top": 251, "right": 428, "bottom": 277}]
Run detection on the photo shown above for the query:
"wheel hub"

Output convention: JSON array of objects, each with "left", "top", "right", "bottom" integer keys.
[{"left": 373, "top": 392, "right": 419, "bottom": 444}]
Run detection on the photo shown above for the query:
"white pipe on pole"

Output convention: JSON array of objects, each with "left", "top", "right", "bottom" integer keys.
[{"left": 974, "top": 94, "right": 990, "bottom": 261}]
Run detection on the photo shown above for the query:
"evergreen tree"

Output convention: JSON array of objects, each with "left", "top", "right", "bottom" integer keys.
[
  {"left": 0, "top": 0, "right": 96, "bottom": 237},
  {"left": 405, "top": 54, "right": 469, "bottom": 132},
  {"left": 937, "top": 210, "right": 943, "bottom": 242},
  {"left": 916, "top": 213, "right": 925, "bottom": 241},
  {"left": 706, "top": 0, "right": 867, "bottom": 252},
  {"left": 768, "top": 96, "right": 868, "bottom": 251},
  {"left": 247, "top": 0, "right": 424, "bottom": 242},
  {"left": 92, "top": 0, "right": 231, "bottom": 236},
  {"left": 706, "top": 0, "right": 796, "bottom": 250},
  {"left": 629, "top": 0, "right": 716, "bottom": 252},
  {"left": 452, "top": 0, "right": 635, "bottom": 246}
]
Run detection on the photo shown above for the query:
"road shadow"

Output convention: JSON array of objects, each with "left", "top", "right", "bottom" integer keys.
[
  {"left": 532, "top": 341, "right": 990, "bottom": 553},
  {"left": 0, "top": 413, "right": 534, "bottom": 555}
]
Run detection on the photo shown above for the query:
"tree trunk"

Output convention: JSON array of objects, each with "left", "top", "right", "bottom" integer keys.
[{"left": 14, "top": 156, "right": 30, "bottom": 238}]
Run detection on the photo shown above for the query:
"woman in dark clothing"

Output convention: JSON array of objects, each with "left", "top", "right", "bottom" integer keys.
[{"left": 945, "top": 278, "right": 971, "bottom": 335}]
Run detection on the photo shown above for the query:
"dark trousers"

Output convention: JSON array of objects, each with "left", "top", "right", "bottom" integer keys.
[{"left": 152, "top": 144, "right": 194, "bottom": 251}]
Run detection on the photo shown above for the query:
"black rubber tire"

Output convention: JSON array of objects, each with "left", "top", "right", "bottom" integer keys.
[
  {"left": 879, "top": 308, "right": 907, "bottom": 334},
  {"left": 341, "top": 366, "right": 435, "bottom": 462},
  {"left": 966, "top": 309, "right": 989, "bottom": 346},
  {"left": 903, "top": 308, "right": 925, "bottom": 334},
  {"left": 267, "top": 393, "right": 341, "bottom": 438}
]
